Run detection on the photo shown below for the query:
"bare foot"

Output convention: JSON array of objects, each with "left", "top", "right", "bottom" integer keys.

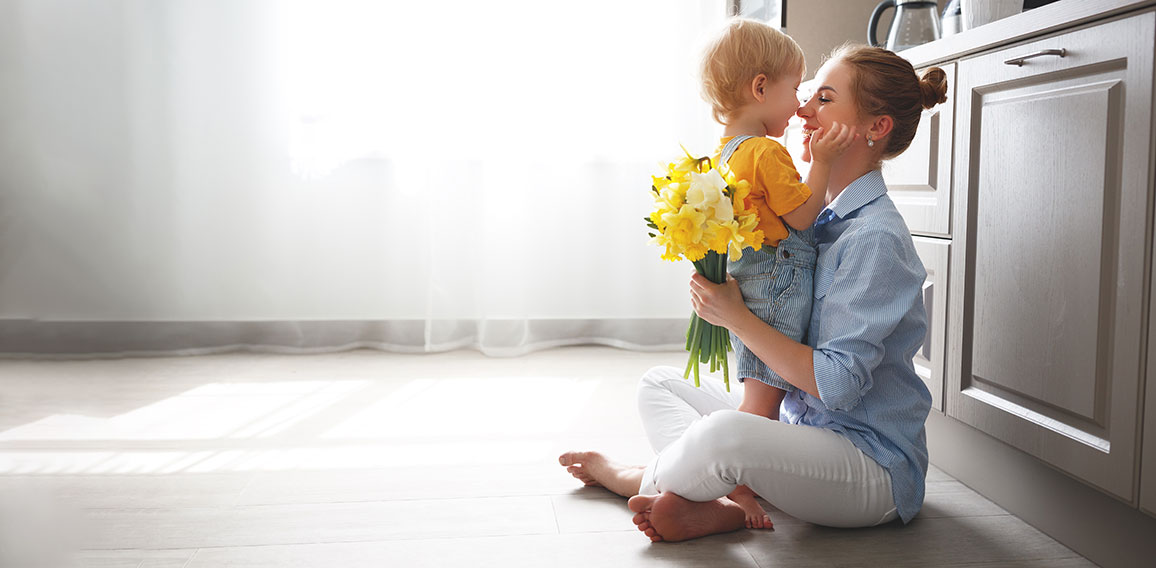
[
  {"left": 727, "top": 485, "right": 773, "bottom": 529},
  {"left": 627, "top": 493, "right": 746, "bottom": 542},
  {"left": 558, "top": 451, "right": 644, "bottom": 498}
]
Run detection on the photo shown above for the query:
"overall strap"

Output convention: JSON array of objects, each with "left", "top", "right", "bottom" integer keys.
[{"left": 720, "top": 135, "right": 756, "bottom": 167}]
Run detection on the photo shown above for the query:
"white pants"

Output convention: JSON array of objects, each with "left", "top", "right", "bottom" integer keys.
[{"left": 637, "top": 366, "right": 898, "bottom": 528}]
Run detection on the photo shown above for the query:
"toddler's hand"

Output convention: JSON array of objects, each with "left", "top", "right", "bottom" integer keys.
[{"left": 807, "top": 122, "right": 858, "bottom": 164}]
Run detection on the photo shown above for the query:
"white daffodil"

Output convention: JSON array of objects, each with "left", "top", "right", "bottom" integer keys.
[{"left": 687, "top": 169, "right": 733, "bottom": 223}]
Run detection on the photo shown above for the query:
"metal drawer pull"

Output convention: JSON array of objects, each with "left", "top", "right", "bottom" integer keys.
[{"left": 1004, "top": 48, "right": 1067, "bottom": 66}]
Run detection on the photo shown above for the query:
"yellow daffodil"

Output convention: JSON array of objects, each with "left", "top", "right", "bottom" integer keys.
[
  {"left": 683, "top": 241, "right": 709, "bottom": 262},
  {"left": 734, "top": 213, "right": 765, "bottom": 258},
  {"left": 673, "top": 144, "right": 711, "bottom": 174},
  {"left": 649, "top": 232, "right": 684, "bottom": 262},
  {"left": 652, "top": 174, "right": 671, "bottom": 193},
  {"left": 705, "top": 219, "right": 740, "bottom": 255},
  {"left": 661, "top": 204, "right": 707, "bottom": 249},
  {"left": 659, "top": 185, "right": 684, "bottom": 211},
  {"left": 730, "top": 178, "right": 754, "bottom": 216}
]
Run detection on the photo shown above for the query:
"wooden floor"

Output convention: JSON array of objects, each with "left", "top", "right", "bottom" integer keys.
[{"left": 0, "top": 347, "right": 1096, "bottom": 567}]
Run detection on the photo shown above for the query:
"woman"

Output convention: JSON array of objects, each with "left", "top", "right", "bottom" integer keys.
[{"left": 560, "top": 45, "right": 949, "bottom": 542}]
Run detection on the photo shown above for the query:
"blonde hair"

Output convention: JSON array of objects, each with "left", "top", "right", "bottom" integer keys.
[
  {"left": 826, "top": 44, "right": 949, "bottom": 158},
  {"left": 700, "top": 18, "right": 805, "bottom": 125}
]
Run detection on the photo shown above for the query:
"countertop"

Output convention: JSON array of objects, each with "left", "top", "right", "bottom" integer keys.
[{"left": 901, "top": 0, "right": 1156, "bottom": 67}]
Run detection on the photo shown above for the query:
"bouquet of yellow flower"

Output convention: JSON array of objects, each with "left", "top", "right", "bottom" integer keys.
[{"left": 645, "top": 146, "right": 765, "bottom": 391}]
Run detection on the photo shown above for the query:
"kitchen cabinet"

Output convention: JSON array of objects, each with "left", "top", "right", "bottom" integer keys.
[
  {"left": 889, "top": 64, "right": 957, "bottom": 412},
  {"left": 884, "top": 63, "right": 956, "bottom": 238},
  {"left": 912, "top": 237, "right": 949, "bottom": 412},
  {"left": 1145, "top": 243, "right": 1156, "bottom": 515},
  {"left": 944, "top": 12, "right": 1154, "bottom": 502}
]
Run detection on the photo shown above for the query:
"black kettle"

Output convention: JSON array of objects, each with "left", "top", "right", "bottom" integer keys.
[{"left": 868, "top": 0, "right": 942, "bottom": 51}]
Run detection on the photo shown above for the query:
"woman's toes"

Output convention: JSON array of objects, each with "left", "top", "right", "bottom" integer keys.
[
  {"left": 564, "top": 463, "right": 595, "bottom": 483},
  {"left": 628, "top": 494, "right": 657, "bottom": 514},
  {"left": 559, "top": 451, "right": 594, "bottom": 467}
]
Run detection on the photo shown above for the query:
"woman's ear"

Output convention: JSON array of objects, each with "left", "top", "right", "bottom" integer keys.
[
  {"left": 750, "top": 74, "right": 767, "bottom": 103},
  {"left": 870, "top": 115, "right": 894, "bottom": 142}
]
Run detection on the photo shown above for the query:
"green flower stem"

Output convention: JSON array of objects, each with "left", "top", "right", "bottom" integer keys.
[
  {"left": 700, "top": 316, "right": 712, "bottom": 365},
  {"left": 709, "top": 325, "right": 718, "bottom": 373},
  {"left": 684, "top": 313, "right": 695, "bottom": 351},
  {"left": 682, "top": 251, "right": 735, "bottom": 390},
  {"left": 721, "top": 329, "right": 730, "bottom": 392},
  {"left": 684, "top": 339, "right": 697, "bottom": 385},
  {"left": 684, "top": 313, "right": 702, "bottom": 386},
  {"left": 692, "top": 343, "right": 701, "bottom": 387}
]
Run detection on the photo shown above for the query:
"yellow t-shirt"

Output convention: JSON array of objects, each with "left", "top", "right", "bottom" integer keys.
[{"left": 715, "top": 136, "right": 810, "bottom": 247}]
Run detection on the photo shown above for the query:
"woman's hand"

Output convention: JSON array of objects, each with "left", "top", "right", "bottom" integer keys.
[{"left": 690, "top": 272, "right": 749, "bottom": 329}]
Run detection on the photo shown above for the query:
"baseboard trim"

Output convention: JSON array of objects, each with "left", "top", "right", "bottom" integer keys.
[
  {"left": 0, "top": 318, "right": 687, "bottom": 357},
  {"left": 927, "top": 411, "right": 1156, "bottom": 568}
]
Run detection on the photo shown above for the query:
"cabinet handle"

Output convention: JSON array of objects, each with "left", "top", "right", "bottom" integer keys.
[{"left": 1004, "top": 48, "right": 1067, "bottom": 66}]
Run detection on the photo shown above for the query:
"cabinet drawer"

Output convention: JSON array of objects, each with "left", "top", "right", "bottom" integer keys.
[
  {"left": 885, "top": 63, "right": 956, "bottom": 237},
  {"left": 913, "top": 237, "right": 950, "bottom": 412},
  {"left": 946, "top": 12, "right": 1154, "bottom": 502}
]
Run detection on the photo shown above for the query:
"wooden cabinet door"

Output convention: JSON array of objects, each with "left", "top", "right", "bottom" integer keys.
[
  {"left": 885, "top": 63, "right": 956, "bottom": 238},
  {"left": 1145, "top": 304, "right": 1156, "bottom": 516},
  {"left": 946, "top": 13, "right": 1153, "bottom": 502},
  {"left": 913, "top": 237, "right": 950, "bottom": 412},
  {"left": 1145, "top": 217, "right": 1156, "bottom": 516}
]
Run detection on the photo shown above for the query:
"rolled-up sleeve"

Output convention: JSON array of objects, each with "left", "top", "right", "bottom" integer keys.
[{"left": 812, "top": 230, "right": 925, "bottom": 411}]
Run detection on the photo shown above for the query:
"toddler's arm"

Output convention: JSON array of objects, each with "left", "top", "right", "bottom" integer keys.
[{"left": 781, "top": 123, "right": 857, "bottom": 230}]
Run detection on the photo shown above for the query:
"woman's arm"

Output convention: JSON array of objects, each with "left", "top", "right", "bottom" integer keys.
[
  {"left": 691, "top": 227, "right": 925, "bottom": 409},
  {"left": 689, "top": 273, "right": 820, "bottom": 398}
]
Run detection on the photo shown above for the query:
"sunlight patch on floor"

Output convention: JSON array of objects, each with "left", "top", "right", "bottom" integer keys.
[{"left": 0, "top": 375, "right": 601, "bottom": 475}]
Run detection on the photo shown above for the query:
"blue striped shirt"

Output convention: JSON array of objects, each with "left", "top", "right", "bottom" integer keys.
[{"left": 780, "top": 169, "right": 932, "bottom": 524}]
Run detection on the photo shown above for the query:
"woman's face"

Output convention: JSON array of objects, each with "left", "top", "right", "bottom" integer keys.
[{"left": 796, "top": 59, "right": 866, "bottom": 141}]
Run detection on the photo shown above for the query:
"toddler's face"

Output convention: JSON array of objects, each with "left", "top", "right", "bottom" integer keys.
[{"left": 761, "top": 70, "right": 804, "bottom": 138}]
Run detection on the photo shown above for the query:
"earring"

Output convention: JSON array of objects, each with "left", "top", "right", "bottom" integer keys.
[{"left": 867, "top": 136, "right": 875, "bottom": 148}]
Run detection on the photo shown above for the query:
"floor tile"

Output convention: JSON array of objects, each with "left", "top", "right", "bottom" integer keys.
[
  {"left": 921, "top": 480, "right": 1008, "bottom": 519},
  {"left": 73, "top": 549, "right": 196, "bottom": 568},
  {"left": 83, "top": 496, "right": 558, "bottom": 549},
  {"left": 0, "top": 472, "right": 252, "bottom": 509},
  {"left": 238, "top": 463, "right": 577, "bottom": 505},
  {"left": 551, "top": 491, "right": 636, "bottom": 534},
  {"left": 741, "top": 515, "right": 1083, "bottom": 568},
  {"left": 187, "top": 531, "right": 761, "bottom": 568}
]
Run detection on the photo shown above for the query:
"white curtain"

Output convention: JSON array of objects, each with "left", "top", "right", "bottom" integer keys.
[{"left": 0, "top": 0, "right": 727, "bottom": 355}]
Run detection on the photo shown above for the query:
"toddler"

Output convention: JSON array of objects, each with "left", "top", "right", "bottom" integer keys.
[{"left": 698, "top": 18, "right": 857, "bottom": 528}]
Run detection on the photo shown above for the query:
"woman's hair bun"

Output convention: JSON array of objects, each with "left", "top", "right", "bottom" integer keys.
[{"left": 918, "top": 67, "right": 949, "bottom": 109}]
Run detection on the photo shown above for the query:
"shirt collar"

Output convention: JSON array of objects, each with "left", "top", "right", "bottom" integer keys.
[{"left": 821, "top": 169, "right": 888, "bottom": 222}]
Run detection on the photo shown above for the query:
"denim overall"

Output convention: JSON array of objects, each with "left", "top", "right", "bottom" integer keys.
[{"left": 721, "top": 135, "right": 817, "bottom": 392}]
